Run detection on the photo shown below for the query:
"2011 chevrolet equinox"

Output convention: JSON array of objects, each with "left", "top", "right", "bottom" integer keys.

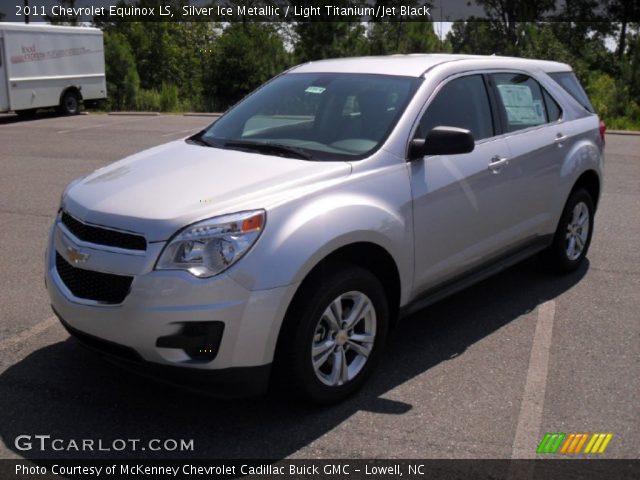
[{"left": 47, "top": 54, "right": 604, "bottom": 403}]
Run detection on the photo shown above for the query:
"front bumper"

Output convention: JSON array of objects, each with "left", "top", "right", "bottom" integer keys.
[
  {"left": 54, "top": 310, "right": 271, "bottom": 397},
  {"left": 45, "top": 217, "right": 298, "bottom": 394}
]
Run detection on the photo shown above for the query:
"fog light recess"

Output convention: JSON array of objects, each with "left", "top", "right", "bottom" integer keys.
[{"left": 156, "top": 321, "right": 224, "bottom": 362}]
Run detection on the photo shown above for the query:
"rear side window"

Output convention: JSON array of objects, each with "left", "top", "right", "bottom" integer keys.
[
  {"left": 548, "top": 72, "right": 595, "bottom": 113},
  {"left": 418, "top": 75, "right": 494, "bottom": 142},
  {"left": 493, "top": 73, "right": 549, "bottom": 132}
]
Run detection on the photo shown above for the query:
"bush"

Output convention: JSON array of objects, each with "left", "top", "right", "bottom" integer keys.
[
  {"left": 586, "top": 72, "right": 640, "bottom": 130},
  {"left": 159, "top": 83, "right": 179, "bottom": 112},
  {"left": 136, "top": 89, "right": 160, "bottom": 111},
  {"left": 135, "top": 84, "right": 193, "bottom": 112},
  {"left": 586, "top": 72, "right": 617, "bottom": 120}
]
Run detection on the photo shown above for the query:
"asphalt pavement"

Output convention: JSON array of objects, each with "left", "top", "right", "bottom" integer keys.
[{"left": 0, "top": 112, "right": 638, "bottom": 461}]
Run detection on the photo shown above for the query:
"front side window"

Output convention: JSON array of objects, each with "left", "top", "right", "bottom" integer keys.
[
  {"left": 417, "top": 75, "right": 494, "bottom": 142},
  {"left": 201, "top": 73, "right": 422, "bottom": 161},
  {"left": 493, "top": 73, "right": 560, "bottom": 132}
]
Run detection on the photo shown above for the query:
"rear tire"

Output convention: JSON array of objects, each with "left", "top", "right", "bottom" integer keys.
[
  {"left": 59, "top": 90, "right": 81, "bottom": 115},
  {"left": 543, "top": 188, "right": 594, "bottom": 273},
  {"left": 276, "top": 264, "right": 389, "bottom": 404}
]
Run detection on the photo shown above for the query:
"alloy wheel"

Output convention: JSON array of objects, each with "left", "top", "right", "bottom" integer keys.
[
  {"left": 311, "top": 291, "right": 376, "bottom": 387},
  {"left": 565, "top": 201, "right": 590, "bottom": 261}
]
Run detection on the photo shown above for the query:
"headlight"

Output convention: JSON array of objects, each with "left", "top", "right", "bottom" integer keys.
[{"left": 156, "top": 210, "right": 265, "bottom": 278}]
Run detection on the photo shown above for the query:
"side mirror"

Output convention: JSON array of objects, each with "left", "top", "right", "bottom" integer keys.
[{"left": 409, "top": 126, "right": 475, "bottom": 159}]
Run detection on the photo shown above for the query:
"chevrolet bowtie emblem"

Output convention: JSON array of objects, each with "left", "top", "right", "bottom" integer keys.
[{"left": 66, "top": 246, "right": 89, "bottom": 264}]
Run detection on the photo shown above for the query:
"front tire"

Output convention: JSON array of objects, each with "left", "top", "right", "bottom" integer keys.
[
  {"left": 278, "top": 265, "right": 389, "bottom": 404},
  {"left": 544, "top": 188, "right": 595, "bottom": 273}
]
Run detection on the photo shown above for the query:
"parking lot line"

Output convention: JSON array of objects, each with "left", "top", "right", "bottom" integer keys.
[
  {"left": 57, "top": 123, "right": 110, "bottom": 134},
  {"left": 510, "top": 300, "right": 556, "bottom": 459},
  {"left": 56, "top": 116, "right": 158, "bottom": 134},
  {"left": 0, "top": 316, "right": 58, "bottom": 352}
]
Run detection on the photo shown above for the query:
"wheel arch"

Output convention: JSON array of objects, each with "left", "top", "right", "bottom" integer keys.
[
  {"left": 291, "top": 241, "right": 400, "bottom": 325},
  {"left": 272, "top": 241, "right": 402, "bottom": 372},
  {"left": 570, "top": 169, "right": 601, "bottom": 209},
  {"left": 549, "top": 168, "right": 601, "bottom": 244},
  {"left": 59, "top": 86, "right": 83, "bottom": 106}
]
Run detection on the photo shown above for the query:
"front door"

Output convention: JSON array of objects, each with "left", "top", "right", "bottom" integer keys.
[{"left": 410, "top": 74, "right": 518, "bottom": 294}]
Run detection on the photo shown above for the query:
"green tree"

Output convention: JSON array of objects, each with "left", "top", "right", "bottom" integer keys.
[
  {"left": 294, "top": 22, "right": 368, "bottom": 62},
  {"left": 103, "top": 31, "right": 140, "bottom": 110},
  {"left": 606, "top": 1, "right": 640, "bottom": 60},
  {"left": 474, "top": 0, "right": 555, "bottom": 50},
  {"left": 206, "top": 23, "right": 289, "bottom": 110},
  {"left": 447, "top": 1, "right": 557, "bottom": 55},
  {"left": 292, "top": 1, "right": 368, "bottom": 62},
  {"left": 368, "top": 0, "right": 440, "bottom": 54},
  {"left": 101, "top": 22, "right": 181, "bottom": 93},
  {"left": 96, "top": 1, "right": 215, "bottom": 110},
  {"left": 369, "top": 21, "right": 439, "bottom": 54},
  {"left": 627, "top": 28, "right": 640, "bottom": 100},
  {"left": 447, "top": 20, "right": 507, "bottom": 55},
  {"left": 99, "top": 18, "right": 215, "bottom": 110},
  {"left": 518, "top": 24, "right": 574, "bottom": 63},
  {"left": 546, "top": 1, "right": 614, "bottom": 78}
]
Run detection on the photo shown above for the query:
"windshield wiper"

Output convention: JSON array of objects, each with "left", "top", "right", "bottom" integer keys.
[
  {"left": 186, "top": 130, "right": 218, "bottom": 148},
  {"left": 224, "top": 140, "right": 313, "bottom": 160}
]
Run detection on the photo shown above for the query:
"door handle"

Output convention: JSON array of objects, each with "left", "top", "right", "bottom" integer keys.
[
  {"left": 488, "top": 156, "right": 509, "bottom": 172},
  {"left": 555, "top": 133, "right": 568, "bottom": 143}
]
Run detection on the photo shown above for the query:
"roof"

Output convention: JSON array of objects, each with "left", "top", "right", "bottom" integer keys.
[
  {"left": 291, "top": 54, "right": 571, "bottom": 77},
  {"left": 0, "top": 23, "right": 102, "bottom": 35}
]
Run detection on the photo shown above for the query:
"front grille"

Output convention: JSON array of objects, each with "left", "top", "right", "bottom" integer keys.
[
  {"left": 61, "top": 212, "right": 147, "bottom": 251},
  {"left": 55, "top": 252, "right": 133, "bottom": 304}
]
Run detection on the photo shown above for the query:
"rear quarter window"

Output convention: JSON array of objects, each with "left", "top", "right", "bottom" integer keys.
[{"left": 548, "top": 72, "right": 595, "bottom": 113}]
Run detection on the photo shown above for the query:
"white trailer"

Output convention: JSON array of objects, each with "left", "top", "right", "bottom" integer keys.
[{"left": 0, "top": 23, "right": 106, "bottom": 116}]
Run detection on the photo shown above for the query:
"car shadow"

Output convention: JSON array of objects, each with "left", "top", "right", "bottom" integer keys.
[
  {"left": 0, "top": 110, "right": 62, "bottom": 125},
  {"left": 0, "top": 257, "right": 588, "bottom": 465}
]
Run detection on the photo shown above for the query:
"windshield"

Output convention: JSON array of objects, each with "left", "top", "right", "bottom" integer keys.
[{"left": 200, "top": 73, "right": 422, "bottom": 160}]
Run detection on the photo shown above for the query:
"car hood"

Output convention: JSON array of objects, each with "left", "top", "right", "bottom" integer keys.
[{"left": 63, "top": 141, "right": 351, "bottom": 241}]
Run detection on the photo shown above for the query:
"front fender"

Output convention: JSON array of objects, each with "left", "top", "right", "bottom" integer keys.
[{"left": 227, "top": 167, "right": 414, "bottom": 304}]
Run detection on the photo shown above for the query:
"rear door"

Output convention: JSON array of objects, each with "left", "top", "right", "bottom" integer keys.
[
  {"left": 0, "top": 38, "right": 8, "bottom": 111},
  {"left": 490, "top": 72, "right": 572, "bottom": 237}
]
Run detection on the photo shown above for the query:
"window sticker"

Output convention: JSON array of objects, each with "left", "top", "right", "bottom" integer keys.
[
  {"left": 497, "top": 84, "right": 543, "bottom": 125},
  {"left": 305, "top": 86, "right": 326, "bottom": 94},
  {"left": 532, "top": 99, "right": 546, "bottom": 123}
]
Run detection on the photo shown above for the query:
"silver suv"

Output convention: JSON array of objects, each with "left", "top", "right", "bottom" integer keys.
[{"left": 47, "top": 54, "right": 604, "bottom": 403}]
